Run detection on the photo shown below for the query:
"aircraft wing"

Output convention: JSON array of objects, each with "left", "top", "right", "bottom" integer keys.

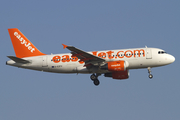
[{"left": 62, "top": 44, "right": 105, "bottom": 66}]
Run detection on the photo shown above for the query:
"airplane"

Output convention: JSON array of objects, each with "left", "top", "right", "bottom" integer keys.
[{"left": 6, "top": 28, "right": 175, "bottom": 86}]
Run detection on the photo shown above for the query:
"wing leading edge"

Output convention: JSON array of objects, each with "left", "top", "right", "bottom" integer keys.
[{"left": 62, "top": 44, "right": 105, "bottom": 66}]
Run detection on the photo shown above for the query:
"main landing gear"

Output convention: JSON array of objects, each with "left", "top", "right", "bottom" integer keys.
[
  {"left": 90, "top": 73, "right": 101, "bottom": 86},
  {"left": 147, "top": 67, "right": 153, "bottom": 79}
]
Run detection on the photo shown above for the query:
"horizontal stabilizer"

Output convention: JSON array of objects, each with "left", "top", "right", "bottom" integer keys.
[{"left": 7, "top": 56, "right": 30, "bottom": 64}]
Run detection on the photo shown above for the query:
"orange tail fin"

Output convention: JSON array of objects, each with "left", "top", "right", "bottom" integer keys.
[{"left": 8, "top": 28, "right": 46, "bottom": 58}]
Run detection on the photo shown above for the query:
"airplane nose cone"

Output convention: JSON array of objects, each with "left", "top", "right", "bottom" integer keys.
[
  {"left": 164, "top": 55, "right": 175, "bottom": 65},
  {"left": 167, "top": 55, "right": 175, "bottom": 63},
  {"left": 170, "top": 55, "right": 175, "bottom": 63}
]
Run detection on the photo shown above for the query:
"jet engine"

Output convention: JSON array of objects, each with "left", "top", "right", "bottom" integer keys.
[{"left": 101, "top": 61, "right": 129, "bottom": 72}]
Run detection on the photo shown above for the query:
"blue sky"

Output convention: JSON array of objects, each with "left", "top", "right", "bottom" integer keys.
[{"left": 0, "top": 0, "right": 180, "bottom": 120}]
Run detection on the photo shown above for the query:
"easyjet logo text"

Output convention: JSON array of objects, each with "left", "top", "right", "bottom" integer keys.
[
  {"left": 52, "top": 49, "right": 145, "bottom": 63},
  {"left": 14, "top": 32, "right": 35, "bottom": 53}
]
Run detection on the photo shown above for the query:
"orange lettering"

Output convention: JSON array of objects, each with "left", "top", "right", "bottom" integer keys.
[
  {"left": 79, "top": 61, "right": 84, "bottom": 64},
  {"left": 125, "top": 50, "right": 133, "bottom": 58},
  {"left": 92, "top": 51, "right": 97, "bottom": 56},
  {"left": 52, "top": 56, "right": 61, "bottom": 63},
  {"left": 134, "top": 49, "right": 145, "bottom": 57},
  {"left": 71, "top": 56, "right": 78, "bottom": 62},
  {"left": 62, "top": 55, "right": 70, "bottom": 62},
  {"left": 106, "top": 51, "right": 114, "bottom": 59},
  {"left": 98, "top": 52, "right": 106, "bottom": 59},
  {"left": 117, "top": 51, "right": 124, "bottom": 58},
  {"left": 52, "top": 49, "right": 145, "bottom": 64}
]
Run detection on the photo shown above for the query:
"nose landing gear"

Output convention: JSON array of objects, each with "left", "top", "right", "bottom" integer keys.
[
  {"left": 147, "top": 67, "right": 153, "bottom": 79},
  {"left": 90, "top": 73, "right": 101, "bottom": 86}
]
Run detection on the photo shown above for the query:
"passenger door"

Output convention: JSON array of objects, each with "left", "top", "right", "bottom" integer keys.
[{"left": 146, "top": 48, "right": 152, "bottom": 59}]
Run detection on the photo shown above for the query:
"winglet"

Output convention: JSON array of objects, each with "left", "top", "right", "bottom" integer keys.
[{"left": 62, "top": 44, "right": 68, "bottom": 49}]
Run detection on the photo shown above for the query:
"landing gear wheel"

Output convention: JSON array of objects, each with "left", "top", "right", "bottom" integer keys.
[
  {"left": 93, "top": 79, "right": 100, "bottom": 86},
  {"left": 90, "top": 74, "right": 97, "bottom": 81},
  {"left": 90, "top": 73, "right": 101, "bottom": 86},
  {"left": 147, "top": 67, "right": 153, "bottom": 79},
  {"left": 149, "top": 74, "right": 153, "bottom": 79}
]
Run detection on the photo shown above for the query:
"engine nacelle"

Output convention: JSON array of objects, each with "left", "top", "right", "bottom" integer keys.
[
  {"left": 101, "top": 61, "right": 129, "bottom": 72},
  {"left": 104, "top": 70, "right": 129, "bottom": 80}
]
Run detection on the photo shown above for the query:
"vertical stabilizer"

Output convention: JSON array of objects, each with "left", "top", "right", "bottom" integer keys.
[{"left": 8, "top": 28, "right": 46, "bottom": 58}]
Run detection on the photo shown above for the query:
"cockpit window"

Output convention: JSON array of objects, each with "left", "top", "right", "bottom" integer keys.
[{"left": 158, "top": 51, "right": 167, "bottom": 54}]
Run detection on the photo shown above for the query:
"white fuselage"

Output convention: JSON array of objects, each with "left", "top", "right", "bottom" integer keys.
[{"left": 6, "top": 47, "right": 175, "bottom": 74}]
